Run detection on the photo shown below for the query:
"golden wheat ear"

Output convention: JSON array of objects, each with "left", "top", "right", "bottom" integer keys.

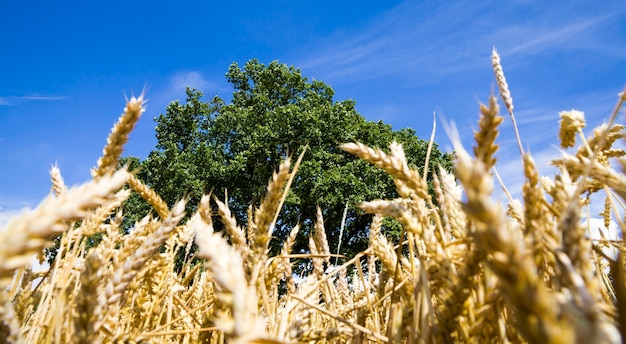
[
  {"left": 340, "top": 141, "right": 428, "bottom": 199},
  {"left": 92, "top": 94, "right": 145, "bottom": 179},
  {"left": 558, "top": 109, "right": 586, "bottom": 149},
  {"left": 49, "top": 164, "right": 67, "bottom": 196},
  {"left": 492, "top": 48, "right": 524, "bottom": 157},
  {"left": 127, "top": 173, "right": 169, "bottom": 219},
  {"left": 473, "top": 94, "right": 502, "bottom": 170}
]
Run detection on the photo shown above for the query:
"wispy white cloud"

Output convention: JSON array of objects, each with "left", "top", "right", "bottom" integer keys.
[
  {"left": 168, "top": 71, "right": 215, "bottom": 94},
  {"left": 296, "top": 1, "right": 488, "bottom": 83},
  {"left": 0, "top": 95, "right": 66, "bottom": 106},
  {"left": 503, "top": 17, "right": 607, "bottom": 57},
  {"left": 151, "top": 70, "right": 223, "bottom": 108},
  {"left": 295, "top": 1, "right": 625, "bottom": 85}
]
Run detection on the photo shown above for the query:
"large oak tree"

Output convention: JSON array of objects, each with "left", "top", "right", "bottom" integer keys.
[{"left": 124, "top": 59, "right": 453, "bottom": 260}]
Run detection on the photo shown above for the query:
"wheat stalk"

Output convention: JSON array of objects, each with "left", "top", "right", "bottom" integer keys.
[
  {"left": 192, "top": 210, "right": 266, "bottom": 344},
  {"left": 492, "top": 47, "right": 524, "bottom": 157},
  {"left": 101, "top": 199, "right": 187, "bottom": 334}
]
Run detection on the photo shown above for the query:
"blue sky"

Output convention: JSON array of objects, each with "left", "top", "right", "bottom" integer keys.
[{"left": 1, "top": 0, "right": 625, "bottom": 224}]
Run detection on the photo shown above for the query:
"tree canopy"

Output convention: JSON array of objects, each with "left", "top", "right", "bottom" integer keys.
[{"left": 124, "top": 59, "right": 453, "bottom": 260}]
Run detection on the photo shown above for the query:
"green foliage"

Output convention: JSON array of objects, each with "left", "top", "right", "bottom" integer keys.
[{"left": 125, "top": 59, "right": 453, "bottom": 261}]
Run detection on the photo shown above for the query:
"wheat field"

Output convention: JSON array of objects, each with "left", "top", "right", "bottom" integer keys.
[{"left": 1, "top": 50, "right": 626, "bottom": 343}]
